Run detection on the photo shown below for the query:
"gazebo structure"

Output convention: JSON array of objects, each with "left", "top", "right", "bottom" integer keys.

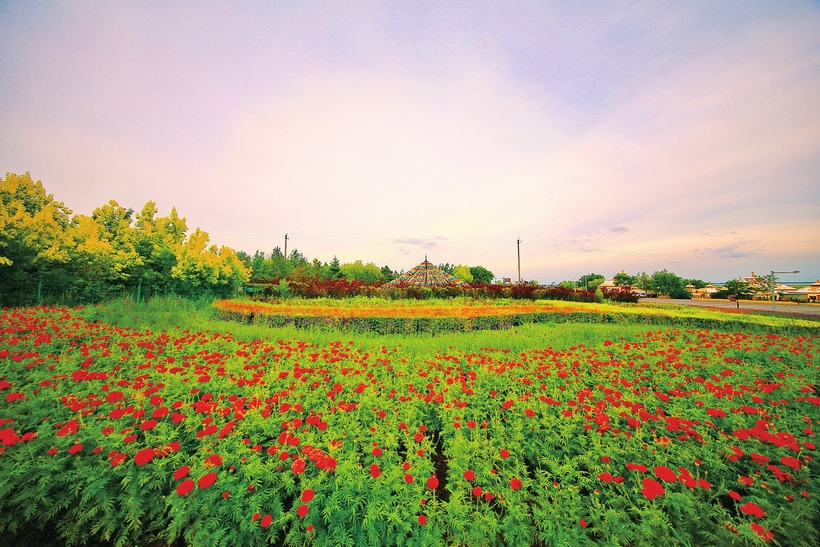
[{"left": 382, "top": 258, "right": 463, "bottom": 288}]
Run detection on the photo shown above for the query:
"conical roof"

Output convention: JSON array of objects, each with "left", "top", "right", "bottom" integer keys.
[{"left": 383, "top": 260, "right": 464, "bottom": 287}]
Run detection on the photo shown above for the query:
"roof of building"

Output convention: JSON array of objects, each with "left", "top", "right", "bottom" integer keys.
[{"left": 382, "top": 260, "right": 464, "bottom": 288}]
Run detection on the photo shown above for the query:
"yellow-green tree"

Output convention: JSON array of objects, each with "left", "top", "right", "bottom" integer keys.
[
  {"left": 453, "top": 264, "right": 474, "bottom": 283},
  {"left": 171, "top": 228, "right": 250, "bottom": 296},
  {"left": 0, "top": 172, "right": 73, "bottom": 277}
]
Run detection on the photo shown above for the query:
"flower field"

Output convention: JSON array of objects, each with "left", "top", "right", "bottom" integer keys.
[
  {"left": 1, "top": 305, "right": 819, "bottom": 546},
  {"left": 213, "top": 297, "right": 820, "bottom": 336}
]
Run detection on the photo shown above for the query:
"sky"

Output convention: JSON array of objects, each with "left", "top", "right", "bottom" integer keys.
[{"left": 1, "top": 1, "right": 819, "bottom": 285}]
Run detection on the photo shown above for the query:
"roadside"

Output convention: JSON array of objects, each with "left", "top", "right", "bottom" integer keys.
[{"left": 639, "top": 298, "right": 820, "bottom": 316}]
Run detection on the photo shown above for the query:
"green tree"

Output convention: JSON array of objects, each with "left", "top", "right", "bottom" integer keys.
[
  {"left": 634, "top": 272, "right": 651, "bottom": 290},
  {"left": 328, "top": 256, "right": 343, "bottom": 280},
  {"left": 649, "top": 269, "right": 688, "bottom": 298},
  {"left": 380, "top": 265, "right": 397, "bottom": 282},
  {"left": 578, "top": 273, "right": 605, "bottom": 290},
  {"left": 453, "top": 264, "right": 473, "bottom": 283},
  {"left": 438, "top": 263, "right": 454, "bottom": 275},
  {"left": 719, "top": 279, "right": 754, "bottom": 308},
  {"left": 469, "top": 265, "right": 494, "bottom": 284},
  {"left": 340, "top": 260, "right": 383, "bottom": 283},
  {"left": 613, "top": 271, "right": 637, "bottom": 286},
  {"left": 171, "top": 228, "right": 250, "bottom": 296}
]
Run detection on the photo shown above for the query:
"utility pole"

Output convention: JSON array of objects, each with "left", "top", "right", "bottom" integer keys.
[
  {"left": 517, "top": 238, "right": 521, "bottom": 283},
  {"left": 284, "top": 233, "right": 289, "bottom": 260},
  {"left": 770, "top": 270, "right": 799, "bottom": 311}
]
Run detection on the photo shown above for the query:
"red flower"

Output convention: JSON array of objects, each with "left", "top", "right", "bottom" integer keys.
[
  {"left": 291, "top": 458, "right": 306, "bottom": 474},
  {"left": 601, "top": 456, "right": 611, "bottom": 463},
  {"left": 260, "top": 514, "right": 272, "bottom": 528},
  {"left": 427, "top": 476, "right": 439, "bottom": 489},
  {"left": 176, "top": 479, "right": 195, "bottom": 496},
  {"left": 370, "top": 464, "right": 381, "bottom": 478},
  {"left": 297, "top": 504, "right": 309, "bottom": 518},
  {"left": 739, "top": 502, "right": 765, "bottom": 519},
  {"left": 464, "top": 469, "right": 475, "bottom": 481},
  {"left": 372, "top": 447, "right": 383, "bottom": 457},
  {"left": 301, "top": 489, "right": 314, "bottom": 502},
  {"left": 67, "top": 444, "right": 84, "bottom": 455},
  {"left": 654, "top": 466, "right": 677, "bottom": 483},
  {"left": 404, "top": 473, "right": 414, "bottom": 484},
  {"left": 750, "top": 522, "right": 774, "bottom": 541},
  {"left": 597, "top": 472, "right": 614, "bottom": 483},
  {"left": 500, "top": 449, "right": 510, "bottom": 459},
  {"left": 626, "top": 463, "right": 648, "bottom": 473},
  {"left": 418, "top": 514, "right": 427, "bottom": 525},
  {"left": 729, "top": 490, "right": 742, "bottom": 501},
  {"left": 205, "top": 454, "right": 223, "bottom": 467},
  {"left": 510, "top": 478, "right": 522, "bottom": 491},
  {"left": 140, "top": 419, "right": 158, "bottom": 431},
  {"left": 697, "top": 478, "right": 711, "bottom": 489},
  {"left": 641, "top": 478, "right": 665, "bottom": 500},
  {"left": 414, "top": 432, "right": 424, "bottom": 442},
  {"left": 579, "top": 519, "right": 588, "bottom": 528},
  {"left": 174, "top": 466, "right": 190, "bottom": 480},
  {"left": 198, "top": 472, "right": 217, "bottom": 489},
  {"left": 134, "top": 447, "right": 155, "bottom": 466}
]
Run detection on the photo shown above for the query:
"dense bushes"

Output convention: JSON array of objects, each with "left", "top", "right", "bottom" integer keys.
[{"left": 244, "top": 279, "right": 641, "bottom": 304}]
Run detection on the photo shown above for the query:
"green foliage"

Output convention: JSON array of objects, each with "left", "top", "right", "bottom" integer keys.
[
  {"left": 0, "top": 173, "right": 250, "bottom": 306},
  {"left": 452, "top": 265, "right": 473, "bottom": 283},
  {"left": 613, "top": 271, "right": 637, "bottom": 286},
  {"left": 340, "top": 260, "right": 383, "bottom": 284},
  {"left": 649, "top": 269, "right": 689, "bottom": 298},
  {"left": 469, "top": 266, "right": 494, "bottom": 285},
  {"left": 577, "top": 273, "right": 605, "bottom": 290}
]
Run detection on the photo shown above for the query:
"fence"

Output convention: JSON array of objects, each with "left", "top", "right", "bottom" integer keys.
[{"left": 0, "top": 278, "right": 228, "bottom": 308}]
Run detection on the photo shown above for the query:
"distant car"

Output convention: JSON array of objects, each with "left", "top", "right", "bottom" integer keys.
[{"left": 631, "top": 289, "right": 647, "bottom": 298}]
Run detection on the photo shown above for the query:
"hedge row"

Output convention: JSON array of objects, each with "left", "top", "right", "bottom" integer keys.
[{"left": 215, "top": 308, "right": 819, "bottom": 336}]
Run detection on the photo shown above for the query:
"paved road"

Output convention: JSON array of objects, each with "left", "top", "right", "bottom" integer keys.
[{"left": 638, "top": 298, "right": 820, "bottom": 316}]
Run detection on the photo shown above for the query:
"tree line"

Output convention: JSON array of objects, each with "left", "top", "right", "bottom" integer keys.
[
  {"left": 0, "top": 173, "right": 498, "bottom": 305},
  {"left": 1, "top": 173, "right": 249, "bottom": 305}
]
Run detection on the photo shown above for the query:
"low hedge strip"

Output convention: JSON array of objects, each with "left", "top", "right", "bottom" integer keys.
[{"left": 215, "top": 308, "right": 819, "bottom": 335}]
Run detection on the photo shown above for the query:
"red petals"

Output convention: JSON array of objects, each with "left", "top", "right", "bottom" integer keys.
[
  {"left": 370, "top": 464, "right": 381, "bottom": 478},
  {"left": 260, "top": 514, "right": 272, "bottom": 528},
  {"left": 134, "top": 447, "right": 155, "bottom": 466},
  {"left": 654, "top": 466, "right": 677, "bottom": 483},
  {"left": 464, "top": 470, "right": 475, "bottom": 481},
  {"left": 641, "top": 478, "right": 665, "bottom": 500},
  {"left": 418, "top": 514, "right": 427, "bottom": 525},
  {"left": 174, "top": 466, "right": 190, "bottom": 480},
  {"left": 297, "top": 504, "right": 309, "bottom": 518},
  {"left": 427, "top": 476, "right": 439, "bottom": 489},
  {"left": 301, "top": 489, "right": 314, "bottom": 502},
  {"left": 509, "top": 478, "right": 522, "bottom": 491},
  {"left": 499, "top": 449, "right": 510, "bottom": 459},
  {"left": 176, "top": 479, "right": 195, "bottom": 496},
  {"left": 198, "top": 472, "right": 217, "bottom": 489},
  {"left": 597, "top": 472, "right": 614, "bottom": 483},
  {"left": 739, "top": 502, "right": 765, "bottom": 519}
]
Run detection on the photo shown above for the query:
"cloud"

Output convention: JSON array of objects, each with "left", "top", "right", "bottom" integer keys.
[
  {"left": 393, "top": 237, "right": 440, "bottom": 249},
  {"left": 608, "top": 226, "right": 629, "bottom": 234},
  {"left": 693, "top": 244, "right": 757, "bottom": 259}
]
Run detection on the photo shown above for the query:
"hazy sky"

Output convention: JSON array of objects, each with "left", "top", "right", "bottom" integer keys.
[{"left": 2, "top": 1, "right": 819, "bottom": 284}]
